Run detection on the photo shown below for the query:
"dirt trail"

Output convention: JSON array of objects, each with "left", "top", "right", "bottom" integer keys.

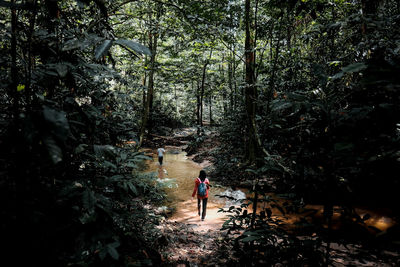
[
  {"left": 161, "top": 201, "right": 229, "bottom": 264},
  {"left": 159, "top": 218, "right": 226, "bottom": 265}
]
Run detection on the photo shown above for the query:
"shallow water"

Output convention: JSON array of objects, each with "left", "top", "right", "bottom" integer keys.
[
  {"left": 144, "top": 148, "right": 396, "bottom": 233},
  {"left": 144, "top": 148, "right": 229, "bottom": 231}
]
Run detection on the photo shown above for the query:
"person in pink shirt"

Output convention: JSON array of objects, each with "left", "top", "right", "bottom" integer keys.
[{"left": 192, "top": 170, "right": 210, "bottom": 221}]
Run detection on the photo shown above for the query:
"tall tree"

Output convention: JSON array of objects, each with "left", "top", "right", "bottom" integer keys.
[
  {"left": 244, "top": 0, "right": 258, "bottom": 164},
  {"left": 139, "top": 5, "right": 161, "bottom": 146}
]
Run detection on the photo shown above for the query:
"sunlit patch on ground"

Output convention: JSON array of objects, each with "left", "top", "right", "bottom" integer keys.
[{"left": 169, "top": 199, "right": 227, "bottom": 232}]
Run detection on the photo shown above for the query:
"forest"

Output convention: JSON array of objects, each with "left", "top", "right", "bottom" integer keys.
[{"left": 1, "top": 0, "right": 399, "bottom": 266}]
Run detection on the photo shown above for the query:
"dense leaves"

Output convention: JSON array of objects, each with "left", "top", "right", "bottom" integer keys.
[{"left": 0, "top": 1, "right": 165, "bottom": 266}]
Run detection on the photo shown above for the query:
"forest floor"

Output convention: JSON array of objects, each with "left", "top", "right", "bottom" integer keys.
[
  {"left": 143, "top": 127, "right": 234, "bottom": 266},
  {"left": 143, "top": 127, "right": 399, "bottom": 267},
  {"left": 158, "top": 220, "right": 231, "bottom": 266}
]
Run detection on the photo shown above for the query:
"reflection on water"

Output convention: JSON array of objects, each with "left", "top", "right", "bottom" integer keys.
[
  {"left": 354, "top": 207, "right": 396, "bottom": 231},
  {"left": 242, "top": 191, "right": 396, "bottom": 232},
  {"left": 144, "top": 149, "right": 227, "bottom": 225},
  {"left": 157, "top": 167, "right": 167, "bottom": 179}
]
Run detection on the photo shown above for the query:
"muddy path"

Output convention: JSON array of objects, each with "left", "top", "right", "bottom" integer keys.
[{"left": 143, "top": 147, "right": 240, "bottom": 265}]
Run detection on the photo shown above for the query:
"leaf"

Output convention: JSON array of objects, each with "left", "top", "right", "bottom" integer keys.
[
  {"left": 241, "top": 236, "right": 260, "bottom": 242},
  {"left": 61, "top": 38, "right": 81, "bottom": 51},
  {"left": 245, "top": 168, "right": 257, "bottom": 174},
  {"left": 79, "top": 211, "right": 96, "bottom": 224},
  {"left": 327, "top": 22, "right": 341, "bottom": 30},
  {"left": 62, "top": 34, "right": 103, "bottom": 51},
  {"left": 342, "top": 62, "right": 367, "bottom": 73},
  {"left": 74, "top": 144, "right": 88, "bottom": 154},
  {"left": 83, "top": 189, "right": 96, "bottom": 210},
  {"left": 107, "top": 242, "right": 120, "bottom": 260},
  {"left": 125, "top": 162, "right": 138, "bottom": 168},
  {"left": 55, "top": 63, "right": 69, "bottom": 77},
  {"left": 0, "top": 1, "right": 27, "bottom": 9},
  {"left": 94, "top": 145, "right": 116, "bottom": 158},
  {"left": 99, "top": 248, "right": 107, "bottom": 260},
  {"left": 131, "top": 154, "right": 152, "bottom": 160},
  {"left": 43, "top": 135, "right": 63, "bottom": 164},
  {"left": 329, "top": 60, "right": 342, "bottom": 66},
  {"left": 76, "top": 0, "right": 86, "bottom": 8},
  {"left": 43, "top": 106, "right": 70, "bottom": 142},
  {"left": 331, "top": 62, "right": 367, "bottom": 80},
  {"left": 17, "top": 84, "right": 25, "bottom": 91},
  {"left": 115, "top": 39, "right": 151, "bottom": 56},
  {"left": 272, "top": 101, "right": 292, "bottom": 112},
  {"left": 95, "top": 39, "right": 114, "bottom": 60},
  {"left": 127, "top": 182, "right": 138, "bottom": 196},
  {"left": 110, "top": 175, "right": 124, "bottom": 181},
  {"left": 334, "top": 142, "right": 354, "bottom": 152},
  {"left": 120, "top": 152, "right": 127, "bottom": 161},
  {"left": 244, "top": 231, "right": 259, "bottom": 236},
  {"left": 103, "top": 160, "right": 117, "bottom": 170}
]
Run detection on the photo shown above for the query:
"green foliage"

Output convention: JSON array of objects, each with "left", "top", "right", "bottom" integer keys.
[
  {"left": 217, "top": 194, "right": 325, "bottom": 266},
  {"left": 214, "top": 0, "right": 400, "bottom": 208},
  {"left": 0, "top": 1, "right": 164, "bottom": 266},
  {"left": 213, "top": 1, "right": 400, "bottom": 264},
  {"left": 185, "top": 127, "right": 207, "bottom": 155}
]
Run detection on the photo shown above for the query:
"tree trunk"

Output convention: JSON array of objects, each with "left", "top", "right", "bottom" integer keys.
[
  {"left": 142, "top": 73, "right": 147, "bottom": 114},
  {"left": 266, "top": 16, "right": 283, "bottom": 114},
  {"left": 147, "top": 33, "right": 157, "bottom": 134},
  {"left": 361, "top": 0, "right": 379, "bottom": 34},
  {"left": 233, "top": 50, "right": 238, "bottom": 112},
  {"left": 229, "top": 9, "right": 238, "bottom": 113},
  {"left": 10, "top": 0, "right": 18, "bottom": 118},
  {"left": 228, "top": 53, "right": 234, "bottom": 113},
  {"left": 26, "top": 1, "right": 38, "bottom": 110},
  {"left": 221, "top": 59, "right": 228, "bottom": 119},
  {"left": 244, "top": 0, "right": 258, "bottom": 164},
  {"left": 200, "top": 63, "right": 207, "bottom": 127},
  {"left": 196, "top": 81, "right": 201, "bottom": 125},
  {"left": 200, "top": 50, "right": 212, "bottom": 127},
  {"left": 139, "top": 17, "right": 159, "bottom": 147},
  {"left": 209, "top": 95, "right": 213, "bottom": 125},
  {"left": 174, "top": 84, "right": 178, "bottom": 123},
  {"left": 10, "top": 2, "right": 22, "bottom": 262}
]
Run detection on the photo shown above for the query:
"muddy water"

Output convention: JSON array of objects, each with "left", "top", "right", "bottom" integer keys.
[
  {"left": 144, "top": 148, "right": 230, "bottom": 231},
  {"left": 240, "top": 191, "right": 396, "bottom": 232},
  {"left": 144, "top": 148, "right": 396, "bottom": 233}
]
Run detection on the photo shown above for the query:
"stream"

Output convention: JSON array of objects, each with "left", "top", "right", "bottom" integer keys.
[
  {"left": 144, "top": 147, "right": 240, "bottom": 232},
  {"left": 143, "top": 147, "right": 396, "bottom": 234}
]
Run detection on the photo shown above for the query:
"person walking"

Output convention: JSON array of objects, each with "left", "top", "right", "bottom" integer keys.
[
  {"left": 157, "top": 147, "right": 165, "bottom": 165},
  {"left": 192, "top": 170, "right": 210, "bottom": 221}
]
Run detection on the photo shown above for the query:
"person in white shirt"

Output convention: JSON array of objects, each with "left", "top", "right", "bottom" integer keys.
[{"left": 157, "top": 147, "right": 166, "bottom": 165}]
